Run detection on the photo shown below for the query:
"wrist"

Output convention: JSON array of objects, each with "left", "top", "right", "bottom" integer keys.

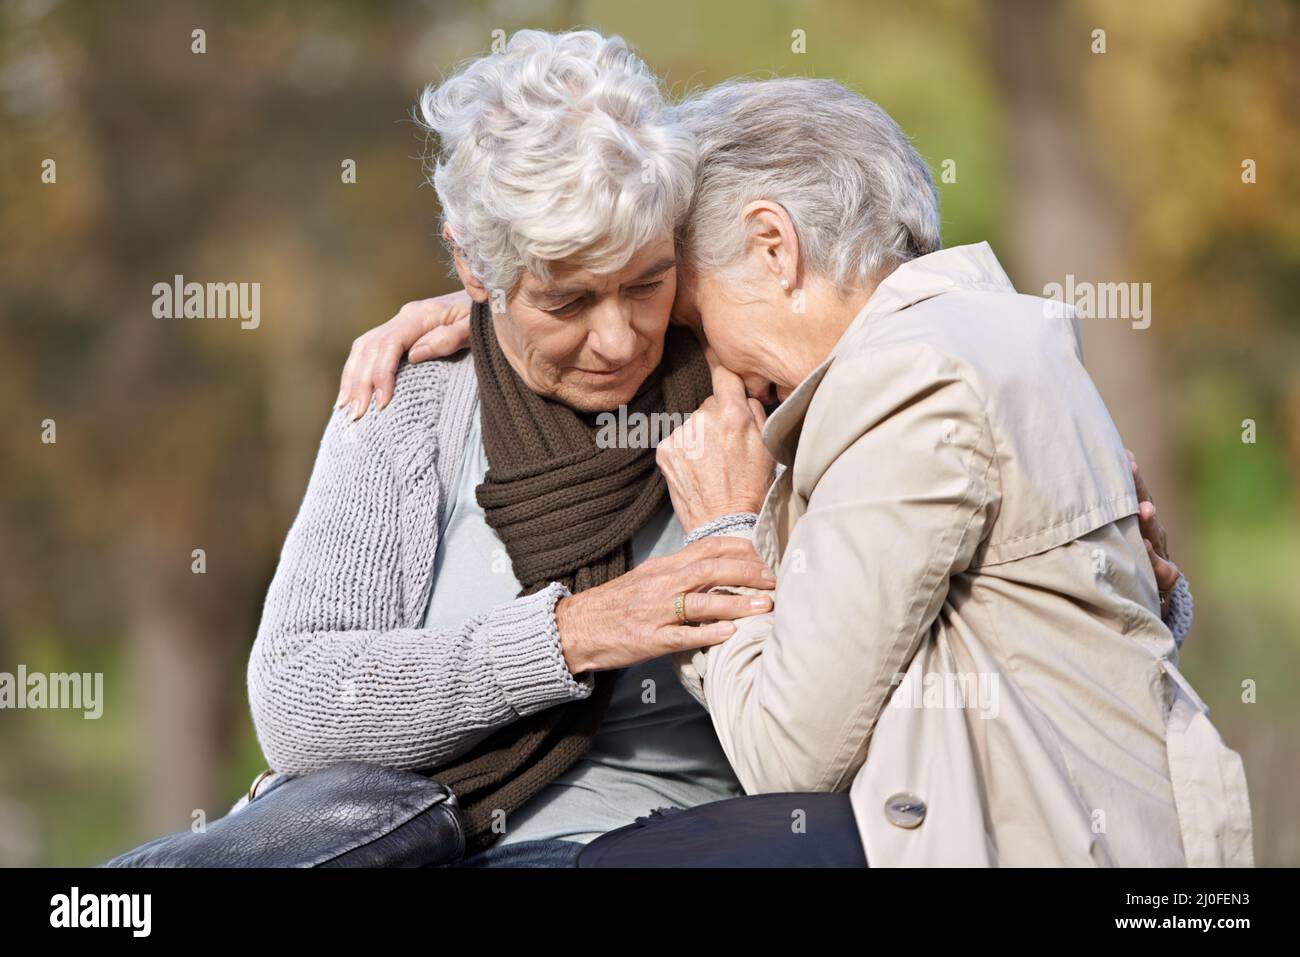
[
  {"left": 684, "top": 503, "right": 763, "bottom": 536},
  {"left": 555, "top": 594, "right": 592, "bottom": 675},
  {"left": 486, "top": 582, "right": 591, "bottom": 710},
  {"left": 1163, "top": 574, "right": 1193, "bottom": 648},
  {"left": 684, "top": 512, "right": 760, "bottom": 545}
]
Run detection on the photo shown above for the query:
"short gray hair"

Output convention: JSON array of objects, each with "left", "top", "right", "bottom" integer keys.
[
  {"left": 674, "top": 77, "right": 941, "bottom": 291},
  {"left": 417, "top": 29, "right": 696, "bottom": 297}
]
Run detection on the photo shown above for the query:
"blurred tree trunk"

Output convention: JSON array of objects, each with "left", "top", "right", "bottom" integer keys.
[
  {"left": 985, "top": 0, "right": 1181, "bottom": 535},
  {"left": 124, "top": 547, "right": 230, "bottom": 829},
  {"left": 73, "top": 9, "right": 242, "bottom": 835}
]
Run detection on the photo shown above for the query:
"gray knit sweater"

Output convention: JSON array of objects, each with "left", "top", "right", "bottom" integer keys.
[{"left": 246, "top": 352, "right": 593, "bottom": 775}]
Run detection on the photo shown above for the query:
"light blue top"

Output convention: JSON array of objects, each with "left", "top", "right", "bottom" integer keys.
[{"left": 423, "top": 400, "right": 743, "bottom": 845}]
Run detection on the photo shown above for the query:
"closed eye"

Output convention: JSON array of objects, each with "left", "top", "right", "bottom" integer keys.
[
  {"left": 626, "top": 281, "right": 664, "bottom": 300},
  {"left": 545, "top": 297, "right": 587, "bottom": 318}
]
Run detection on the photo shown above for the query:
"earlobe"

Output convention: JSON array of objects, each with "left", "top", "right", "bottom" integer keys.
[{"left": 741, "top": 200, "right": 800, "bottom": 289}]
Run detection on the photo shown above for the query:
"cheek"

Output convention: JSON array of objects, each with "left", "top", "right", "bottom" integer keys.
[
  {"left": 497, "top": 311, "right": 574, "bottom": 381},
  {"left": 624, "top": 291, "right": 673, "bottom": 367},
  {"left": 634, "top": 283, "right": 674, "bottom": 336},
  {"left": 701, "top": 310, "right": 747, "bottom": 363},
  {"left": 538, "top": 325, "right": 589, "bottom": 366}
]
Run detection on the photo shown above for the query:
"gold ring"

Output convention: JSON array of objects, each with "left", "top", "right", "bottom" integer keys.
[
  {"left": 674, "top": 591, "right": 690, "bottom": 624},
  {"left": 248, "top": 768, "right": 276, "bottom": 802}
]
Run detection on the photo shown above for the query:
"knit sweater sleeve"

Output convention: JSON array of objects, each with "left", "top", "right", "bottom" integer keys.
[{"left": 246, "top": 360, "right": 592, "bottom": 776}]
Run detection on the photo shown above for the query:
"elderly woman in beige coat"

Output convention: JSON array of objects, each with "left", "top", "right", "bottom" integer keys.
[{"left": 652, "top": 77, "right": 1253, "bottom": 867}]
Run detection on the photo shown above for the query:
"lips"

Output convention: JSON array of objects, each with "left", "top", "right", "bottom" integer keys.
[{"left": 572, "top": 362, "right": 631, "bottom": 377}]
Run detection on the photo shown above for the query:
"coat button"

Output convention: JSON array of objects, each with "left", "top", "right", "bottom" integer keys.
[{"left": 885, "top": 792, "right": 926, "bottom": 829}]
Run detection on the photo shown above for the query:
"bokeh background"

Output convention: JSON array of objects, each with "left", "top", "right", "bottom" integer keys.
[{"left": 1, "top": 0, "right": 1297, "bottom": 866}]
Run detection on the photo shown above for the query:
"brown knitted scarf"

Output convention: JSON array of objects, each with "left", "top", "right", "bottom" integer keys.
[{"left": 429, "top": 300, "right": 711, "bottom": 852}]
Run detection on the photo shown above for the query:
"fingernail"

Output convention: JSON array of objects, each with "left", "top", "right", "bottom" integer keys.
[
  {"left": 749, "top": 596, "right": 771, "bottom": 609},
  {"left": 716, "top": 621, "right": 736, "bottom": 635},
  {"left": 762, "top": 569, "right": 777, "bottom": 584}
]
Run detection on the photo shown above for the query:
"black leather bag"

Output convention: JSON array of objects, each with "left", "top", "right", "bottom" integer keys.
[
  {"left": 576, "top": 792, "right": 867, "bottom": 868},
  {"left": 103, "top": 762, "right": 465, "bottom": 868}
]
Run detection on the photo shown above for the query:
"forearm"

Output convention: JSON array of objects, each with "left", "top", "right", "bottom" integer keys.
[
  {"left": 682, "top": 351, "right": 996, "bottom": 794},
  {"left": 683, "top": 502, "right": 985, "bottom": 796},
  {"left": 248, "top": 582, "right": 591, "bottom": 774},
  {"left": 673, "top": 513, "right": 762, "bottom": 709},
  {"left": 248, "top": 381, "right": 591, "bottom": 776}
]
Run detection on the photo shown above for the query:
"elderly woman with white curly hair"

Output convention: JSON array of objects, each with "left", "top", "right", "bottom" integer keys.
[
  {"left": 337, "top": 32, "right": 1252, "bottom": 866},
  {"left": 245, "top": 30, "right": 780, "bottom": 869}
]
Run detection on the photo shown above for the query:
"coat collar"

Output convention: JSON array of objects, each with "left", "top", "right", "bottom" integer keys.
[{"left": 761, "top": 242, "right": 1014, "bottom": 464}]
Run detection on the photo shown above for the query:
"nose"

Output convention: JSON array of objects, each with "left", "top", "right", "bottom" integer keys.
[{"left": 586, "top": 301, "right": 639, "bottom": 366}]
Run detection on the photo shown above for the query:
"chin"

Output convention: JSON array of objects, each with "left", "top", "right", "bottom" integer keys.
[
  {"left": 740, "top": 376, "right": 778, "bottom": 404},
  {"left": 558, "top": 354, "right": 659, "bottom": 412},
  {"left": 554, "top": 375, "right": 647, "bottom": 413}
]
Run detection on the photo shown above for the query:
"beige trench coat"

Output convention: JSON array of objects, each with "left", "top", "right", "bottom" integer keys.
[{"left": 676, "top": 242, "right": 1254, "bottom": 867}]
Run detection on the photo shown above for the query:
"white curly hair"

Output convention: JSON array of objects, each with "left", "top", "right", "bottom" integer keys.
[{"left": 418, "top": 29, "right": 697, "bottom": 299}]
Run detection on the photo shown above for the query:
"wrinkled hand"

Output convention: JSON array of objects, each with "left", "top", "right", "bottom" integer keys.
[
  {"left": 336, "top": 290, "right": 473, "bottom": 420},
  {"left": 555, "top": 536, "right": 776, "bottom": 674},
  {"left": 1127, "top": 449, "right": 1180, "bottom": 618},
  {"left": 656, "top": 364, "right": 777, "bottom": 536}
]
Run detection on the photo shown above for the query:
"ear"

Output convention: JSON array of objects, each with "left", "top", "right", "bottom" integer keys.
[
  {"left": 444, "top": 225, "right": 491, "bottom": 304},
  {"left": 740, "top": 200, "right": 800, "bottom": 291}
]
